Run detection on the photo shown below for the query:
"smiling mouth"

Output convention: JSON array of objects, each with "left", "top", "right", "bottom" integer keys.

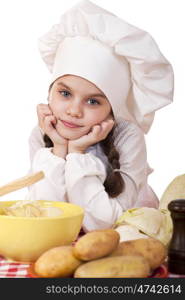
[{"left": 60, "top": 120, "right": 83, "bottom": 129}]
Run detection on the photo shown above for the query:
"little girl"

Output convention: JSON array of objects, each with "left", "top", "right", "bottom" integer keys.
[{"left": 27, "top": 0, "right": 174, "bottom": 232}]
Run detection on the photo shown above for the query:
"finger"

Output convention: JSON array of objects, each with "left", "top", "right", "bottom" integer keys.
[
  {"left": 37, "top": 104, "right": 54, "bottom": 129},
  {"left": 44, "top": 116, "right": 61, "bottom": 141},
  {"left": 37, "top": 103, "right": 50, "bottom": 111},
  {"left": 44, "top": 116, "right": 66, "bottom": 144},
  {"left": 100, "top": 119, "right": 115, "bottom": 138},
  {"left": 105, "top": 116, "right": 114, "bottom": 122},
  {"left": 37, "top": 104, "right": 53, "bottom": 116},
  {"left": 101, "top": 119, "right": 114, "bottom": 131},
  {"left": 91, "top": 125, "right": 101, "bottom": 137},
  {"left": 106, "top": 118, "right": 115, "bottom": 125},
  {"left": 44, "top": 115, "right": 57, "bottom": 133}
]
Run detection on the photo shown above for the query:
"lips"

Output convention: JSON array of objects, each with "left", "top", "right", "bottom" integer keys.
[{"left": 60, "top": 120, "right": 82, "bottom": 128}]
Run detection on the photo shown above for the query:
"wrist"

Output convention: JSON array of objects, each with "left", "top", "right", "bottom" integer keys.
[
  {"left": 68, "top": 146, "right": 85, "bottom": 154},
  {"left": 52, "top": 144, "right": 68, "bottom": 158}
]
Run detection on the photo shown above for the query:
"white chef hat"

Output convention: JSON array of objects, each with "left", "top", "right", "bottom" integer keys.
[{"left": 38, "top": 0, "right": 174, "bottom": 133}]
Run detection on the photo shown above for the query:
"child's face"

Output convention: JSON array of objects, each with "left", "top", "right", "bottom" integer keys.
[{"left": 48, "top": 75, "right": 112, "bottom": 140}]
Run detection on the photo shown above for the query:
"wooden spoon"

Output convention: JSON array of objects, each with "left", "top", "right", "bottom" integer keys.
[{"left": 0, "top": 171, "right": 44, "bottom": 197}]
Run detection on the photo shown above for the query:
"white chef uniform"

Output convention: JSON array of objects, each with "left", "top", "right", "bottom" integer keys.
[{"left": 26, "top": 0, "right": 174, "bottom": 232}]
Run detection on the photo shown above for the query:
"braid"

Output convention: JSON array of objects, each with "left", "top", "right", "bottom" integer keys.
[
  {"left": 100, "top": 126, "right": 125, "bottom": 198},
  {"left": 43, "top": 134, "right": 53, "bottom": 148}
]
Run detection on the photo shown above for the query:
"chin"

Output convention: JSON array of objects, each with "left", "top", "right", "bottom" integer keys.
[{"left": 57, "top": 128, "right": 89, "bottom": 140}]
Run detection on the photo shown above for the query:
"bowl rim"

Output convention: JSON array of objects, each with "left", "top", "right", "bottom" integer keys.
[{"left": 0, "top": 200, "right": 84, "bottom": 220}]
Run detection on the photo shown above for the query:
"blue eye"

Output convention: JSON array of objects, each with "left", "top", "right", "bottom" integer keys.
[
  {"left": 87, "top": 98, "right": 100, "bottom": 105},
  {"left": 60, "top": 90, "right": 71, "bottom": 97}
]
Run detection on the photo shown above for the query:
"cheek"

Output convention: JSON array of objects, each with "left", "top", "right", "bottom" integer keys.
[
  {"left": 49, "top": 99, "right": 64, "bottom": 115},
  {"left": 85, "top": 108, "right": 112, "bottom": 126}
]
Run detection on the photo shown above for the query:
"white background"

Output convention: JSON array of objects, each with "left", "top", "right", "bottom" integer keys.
[{"left": 0, "top": 0, "right": 184, "bottom": 202}]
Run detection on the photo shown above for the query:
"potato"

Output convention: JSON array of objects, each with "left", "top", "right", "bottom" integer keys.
[
  {"left": 34, "top": 246, "right": 82, "bottom": 277},
  {"left": 73, "top": 229, "right": 120, "bottom": 261},
  {"left": 74, "top": 255, "right": 150, "bottom": 278},
  {"left": 110, "top": 238, "right": 167, "bottom": 269}
]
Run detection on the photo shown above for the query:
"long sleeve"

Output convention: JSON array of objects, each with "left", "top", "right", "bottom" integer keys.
[
  {"left": 65, "top": 152, "right": 123, "bottom": 232},
  {"left": 26, "top": 126, "right": 67, "bottom": 202}
]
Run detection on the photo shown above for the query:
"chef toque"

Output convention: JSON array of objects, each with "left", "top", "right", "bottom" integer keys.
[{"left": 38, "top": 0, "right": 174, "bottom": 133}]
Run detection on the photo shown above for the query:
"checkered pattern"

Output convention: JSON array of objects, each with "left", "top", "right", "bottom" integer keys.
[
  {"left": 1, "top": 255, "right": 184, "bottom": 278},
  {"left": 0, "top": 255, "right": 31, "bottom": 278}
]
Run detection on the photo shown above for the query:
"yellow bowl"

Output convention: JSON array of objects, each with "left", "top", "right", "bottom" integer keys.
[{"left": 0, "top": 200, "right": 84, "bottom": 262}]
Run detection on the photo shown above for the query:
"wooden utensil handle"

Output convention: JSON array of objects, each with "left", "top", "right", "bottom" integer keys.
[{"left": 0, "top": 171, "right": 45, "bottom": 197}]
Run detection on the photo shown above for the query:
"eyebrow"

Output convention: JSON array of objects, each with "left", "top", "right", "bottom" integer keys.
[{"left": 56, "top": 82, "right": 107, "bottom": 99}]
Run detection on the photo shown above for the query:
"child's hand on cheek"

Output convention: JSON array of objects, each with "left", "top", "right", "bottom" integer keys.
[
  {"left": 37, "top": 103, "right": 53, "bottom": 132},
  {"left": 43, "top": 115, "right": 67, "bottom": 145},
  {"left": 43, "top": 115, "right": 68, "bottom": 158},
  {"left": 68, "top": 119, "right": 115, "bottom": 154},
  {"left": 37, "top": 104, "right": 68, "bottom": 158}
]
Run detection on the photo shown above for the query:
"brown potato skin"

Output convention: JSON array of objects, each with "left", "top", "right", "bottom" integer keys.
[
  {"left": 74, "top": 255, "right": 150, "bottom": 278},
  {"left": 73, "top": 229, "right": 120, "bottom": 261},
  {"left": 34, "top": 246, "right": 82, "bottom": 277},
  {"left": 110, "top": 238, "right": 167, "bottom": 269}
]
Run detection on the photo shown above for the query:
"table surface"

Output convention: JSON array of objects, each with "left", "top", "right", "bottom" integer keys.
[{"left": 0, "top": 255, "right": 31, "bottom": 278}]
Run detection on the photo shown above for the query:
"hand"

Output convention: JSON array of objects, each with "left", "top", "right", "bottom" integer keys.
[
  {"left": 68, "top": 119, "right": 115, "bottom": 154},
  {"left": 37, "top": 104, "right": 68, "bottom": 158},
  {"left": 37, "top": 104, "right": 53, "bottom": 133}
]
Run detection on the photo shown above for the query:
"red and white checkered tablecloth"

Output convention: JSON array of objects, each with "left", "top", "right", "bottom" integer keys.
[
  {"left": 1, "top": 255, "right": 185, "bottom": 278},
  {"left": 0, "top": 255, "right": 31, "bottom": 278},
  {"left": 0, "top": 254, "right": 181, "bottom": 279}
]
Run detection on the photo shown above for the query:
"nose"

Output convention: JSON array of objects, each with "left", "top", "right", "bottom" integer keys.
[{"left": 66, "top": 100, "right": 83, "bottom": 118}]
